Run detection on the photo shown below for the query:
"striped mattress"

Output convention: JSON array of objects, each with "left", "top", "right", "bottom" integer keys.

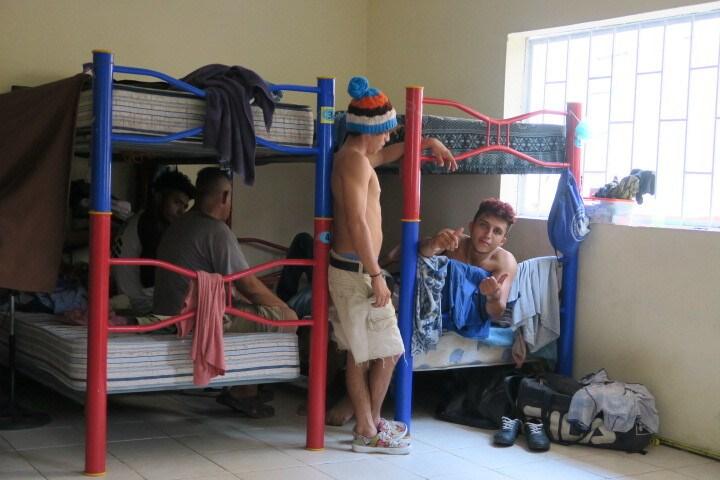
[
  {"left": 74, "top": 82, "right": 314, "bottom": 160},
  {"left": 0, "top": 313, "right": 300, "bottom": 395}
]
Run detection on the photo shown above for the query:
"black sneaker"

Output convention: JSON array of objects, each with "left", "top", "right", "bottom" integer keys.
[
  {"left": 493, "top": 416, "right": 522, "bottom": 446},
  {"left": 524, "top": 421, "right": 550, "bottom": 451}
]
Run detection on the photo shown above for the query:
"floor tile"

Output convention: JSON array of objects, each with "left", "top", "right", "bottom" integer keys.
[
  {"left": 496, "top": 458, "right": 607, "bottom": 480},
  {"left": 237, "top": 465, "right": 335, "bottom": 480},
  {"left": 19, "top": 445, "right": 143, "bottom": 479},
  {"left": 245, "top": 425, "right": 323, "bottom": 449},
  {"left": 621, "top": 471, "right": 700, "bottom": 480},
  {"left": 563, "top": 450, "right": 664, "bottom": 478},
  {"left": 314, "top": 458, "right": 426, "bottom": 480},
  {"left": 412, "top": 423, "right": 495, "bottom": 450},
  {"left": 106, "top": 420, "right": 169, "bottom": 442},
  {"left": 280, "top": 438, "right": 367, "bottom": 464},
  {"left": 0, "top": 450, "right": 44, "bottom": 479},
  {"left": 429, "top": 470, "right": 515, "bottom": 480},
  {"left": 0, "top": 434, "right": 14, "bottom": 451},
  {"left": 673, "top": 461, "right": 720, "bottom": 480},
  {"left": 2, "top": 425, "right": 84, "bottom": 450},
  {"left": 175, "top": 430, "right": 267, "bottom": 455},
  {"left": 8, "top": 382, "right": 719, "bottom": 480},
  {"left": 380, "top": 449, "right": 501, "bottom": 478},
  {"left": 639, "top": 446, "right": 715, "bottom": 469},
  {"left": 449, "top": 444, "right": 550, "bottom": 469},
  {"left": 206, "top": 448, "right": 305, "bottom": 473},
  {"left": 109, "top": 437, "right": 228, "bottom": 479}
]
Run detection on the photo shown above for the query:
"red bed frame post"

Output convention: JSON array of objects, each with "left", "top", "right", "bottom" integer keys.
[
  {"left": 566, "top": 102, "right": 583, "bottom": 189},
  {"left": 85, "top": 50, "right": 113, "bottom": 476}
]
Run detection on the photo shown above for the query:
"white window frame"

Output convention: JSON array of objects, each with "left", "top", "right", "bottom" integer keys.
[{"left": 501, "top": 2, "right": 720, "bottom": 230}]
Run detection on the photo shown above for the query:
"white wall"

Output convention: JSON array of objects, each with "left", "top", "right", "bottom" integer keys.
[
  {"left": 368, "top": 0, "right": 720, "bottom": 452},
  {"left": 0, "top": 0, "right": 367, "bottom": 264}
]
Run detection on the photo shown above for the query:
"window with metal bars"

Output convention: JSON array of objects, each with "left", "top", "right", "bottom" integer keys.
[{"left": 501, "top": 7, "right": 720, "bottom": 229}]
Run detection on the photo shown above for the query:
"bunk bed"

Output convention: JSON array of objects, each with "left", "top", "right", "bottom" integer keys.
[
  {"left": 393, "top": 87, "right": 584, "bottom": 429},
  {"left": 75, "top": 51, "right": 333, "bottom": 476},
  {"left": 2, "top": 58, "right": 582, "bottom": 470}
]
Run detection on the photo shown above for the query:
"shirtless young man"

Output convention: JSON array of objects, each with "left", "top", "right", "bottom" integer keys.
[
  {"left": 419, "top": 198, "right": 518, "bottom": 319},
  {"left": 329, "top": 76, "right": 455, "bottom": 454}
]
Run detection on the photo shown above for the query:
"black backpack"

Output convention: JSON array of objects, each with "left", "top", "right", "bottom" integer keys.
[
  {"left": 436, "top": 366, "right": 518, "bottom": 429},
  {"left": 511, "top": 373, "right": 653, "bottom": 453}
]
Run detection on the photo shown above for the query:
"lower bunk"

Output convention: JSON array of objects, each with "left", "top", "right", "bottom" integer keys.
[
  {"left": 412, "top": 329, "right": 554, "bottom": 372},
  {"left": 0, "top": 312, "right": 299, "bottom": 399}
]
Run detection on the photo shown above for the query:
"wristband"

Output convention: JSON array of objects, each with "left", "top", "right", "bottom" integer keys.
[{"left": 369, "top": 271, "right": 382, "bottom": 278}]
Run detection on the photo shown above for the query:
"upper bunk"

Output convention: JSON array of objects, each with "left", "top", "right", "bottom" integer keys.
[
  {"left": 336, "top": 110, "right": 574, "bottom": 176},
  {"left": 75, "top": 59, "right": 333, "bottom": 179},
  {"left": 76, "top": 67, "right": 581, "bottom": 177},
  {"left": 73, "top": 78, "right": 317, "bottom": 166}
]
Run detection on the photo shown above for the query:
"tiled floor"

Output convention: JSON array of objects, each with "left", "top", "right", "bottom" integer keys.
[{"left": 0, "top": 379, "right": 717, "bottom": 480}]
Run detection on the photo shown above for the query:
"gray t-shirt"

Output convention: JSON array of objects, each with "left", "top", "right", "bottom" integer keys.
[{"left": 153, "top": 209, "right": 249, "bottom": 315}]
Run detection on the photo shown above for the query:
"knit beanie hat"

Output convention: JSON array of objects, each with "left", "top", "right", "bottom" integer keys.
[{"left": 346, "top": 76, "right": 397, "bottom": 134}]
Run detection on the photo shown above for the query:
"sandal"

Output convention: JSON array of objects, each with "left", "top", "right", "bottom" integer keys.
[{"left": 216, "top": 391, "right": 275, "bottom": 418}]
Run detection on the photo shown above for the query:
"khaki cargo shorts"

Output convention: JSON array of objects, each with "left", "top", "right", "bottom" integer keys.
[{"left": 328, "top": 264, "right": 405, "bottom": 364}]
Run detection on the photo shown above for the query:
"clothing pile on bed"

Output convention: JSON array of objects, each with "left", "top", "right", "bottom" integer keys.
[{"left": 413, "top": 255, "right": 560, "bottom": 367}]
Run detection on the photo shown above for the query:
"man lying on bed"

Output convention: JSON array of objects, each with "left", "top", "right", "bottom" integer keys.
[
  {"left": 152, "top": 167, "right": 298, "bottom": 418},
  {"left": 419, "top": 198, "right": 518, "bottom": 322}
]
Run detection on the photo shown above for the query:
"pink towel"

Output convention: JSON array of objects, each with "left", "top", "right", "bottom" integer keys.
[{"left": 179, "top": 271, "right": 226, "bottom": 385}]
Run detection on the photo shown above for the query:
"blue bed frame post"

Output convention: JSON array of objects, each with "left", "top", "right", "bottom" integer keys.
[
  {"left": 557, "top": 101, "right": 582, "bottom": 376},
  {"left": 557, "top": 254, "right": 578, "bottom": 376},
  {"left": 394, "top": 86, "right": 424, "bottom": 429},
  {"left": 306, "top": 77, "right": 334, "bottom": 450},
  {"left": 85, "top": 49, "right": 113, "bottom": 476}
]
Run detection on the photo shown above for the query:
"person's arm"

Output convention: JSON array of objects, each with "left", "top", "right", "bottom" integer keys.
[
  {"left": 338, "top": 153, "right": 390, "bottom": 307},
  {"left": 369, "top": 137, "right": 457, "bottom": 170},
  {"left": 419, "top": 227, "right": 464, "bottom": 257},
  {"left": 479, "top": 252, "right": 518, "bottom": 319},
  {"left": 213, "top": 226, "right": 297, "bottom": 319},
  {"left": 234, "top": 275, "right": 297, "bottom": 319}
]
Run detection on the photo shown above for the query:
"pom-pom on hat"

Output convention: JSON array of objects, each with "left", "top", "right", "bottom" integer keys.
[{"left": 346, "top": 76, "right": 397, "bottom": 134}]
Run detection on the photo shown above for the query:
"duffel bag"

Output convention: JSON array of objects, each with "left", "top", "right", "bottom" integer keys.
[{"left": 513, "top": 373, "right": 653, "bottom": 453}]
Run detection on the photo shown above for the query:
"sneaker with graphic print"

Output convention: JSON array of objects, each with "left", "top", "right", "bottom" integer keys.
[
  {"left": 377, "top": 418, "right": 409, "bottom": 439},
  {"left": 352, "top": 430, "right": 411, "bottom": 455}
]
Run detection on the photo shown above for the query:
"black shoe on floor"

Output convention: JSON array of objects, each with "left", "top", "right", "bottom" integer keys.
[
  {"left": 493, "top": 416, "right": 522, "bottom": 446},
  {"left": 524, "top": 420, "right": 550, "bottom": 451}
]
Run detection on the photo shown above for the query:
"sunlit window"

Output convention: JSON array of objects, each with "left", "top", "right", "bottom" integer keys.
[{"left": 502, "top": 7, "right": 720, "bottom": 228}]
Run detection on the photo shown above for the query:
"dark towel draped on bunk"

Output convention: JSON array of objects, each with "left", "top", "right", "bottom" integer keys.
[
  {"left": 0, "top": 74, "right": 88, "bottom": 292},
  {"left": 182, "top": 65, "right": 275, "bottom": 185}
]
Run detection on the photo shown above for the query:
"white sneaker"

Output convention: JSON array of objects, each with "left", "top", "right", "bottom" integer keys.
[{"left": 352, "top": 430, "right": 411, "bottom": 455}]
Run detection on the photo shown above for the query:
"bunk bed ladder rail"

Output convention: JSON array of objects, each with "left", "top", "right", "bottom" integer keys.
[
  {"left": 395, "top": 86, "right": 583, "bottom": 431},
  {"left": 85, "top": 50, "right": 333, "bottom": 475}
]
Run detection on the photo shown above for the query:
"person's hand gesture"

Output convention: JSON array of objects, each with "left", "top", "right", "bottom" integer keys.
[
  {"left": 479, "top": 273, "right": 508, "bottom": 301},
  {"left": 370, "top": 274, "right": 391, "bottom": 307},
  {"left": 431, "top": 227, "right": 464, "bottom": 253},
  {"left": 424, "top": 137, "right": 457, "bottom": 172}
]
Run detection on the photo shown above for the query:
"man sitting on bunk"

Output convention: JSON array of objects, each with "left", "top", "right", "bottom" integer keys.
[
  {"left": 153, "top": 167, "right": 298, "bottom": 418},
  {"left": 330, "top": 76, "right": 456, "bottom": 454},
  {"left": 112, "top": 169, "right": 196, "bottom": 315},
  {"left": 419, "top": 197, "right": 518, "bottom": 321}
]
